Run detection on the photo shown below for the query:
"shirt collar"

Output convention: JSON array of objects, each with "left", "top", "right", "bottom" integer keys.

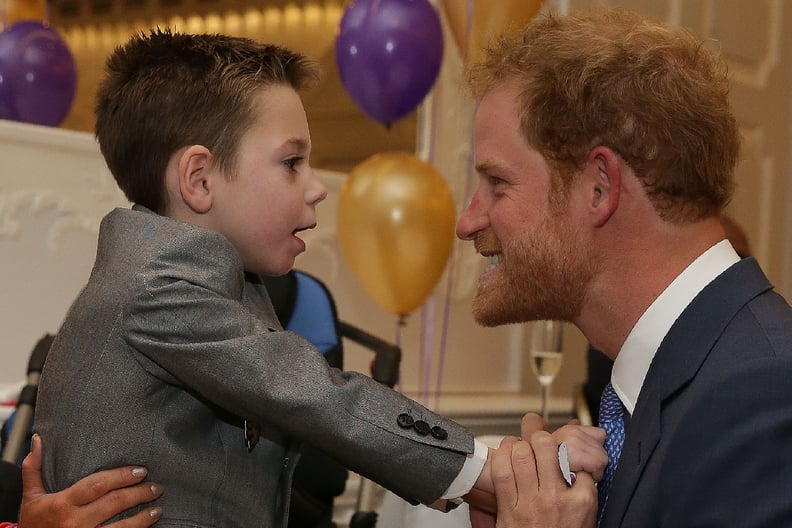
[{"left": 611, "top": 239, "right": 740, "bottom": 415}]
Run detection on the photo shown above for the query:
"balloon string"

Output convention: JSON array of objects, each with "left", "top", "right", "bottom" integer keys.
[
  {"left": 421, "top": 294, "right": 436, "bottom": 407},
  {"left": 413, "top": 8, "right": 439, "bottom": 408},
  {"left": 433, "top": 256, "right": 455, "bottom": 409},
  {"left": 433, "top": 100, "right": 477, "bottom": 407},
  {"left": 395, "top": 315, "right": 405, "bottom": 393},
  {"left": 433, "top": 102, "right": 476, "bottom": 408},
  {"left": 424, "top": 83, "right": 445, "bottom": 408},
  {"left": 418, "top": 306, "right": 425, "bottom": 403}
]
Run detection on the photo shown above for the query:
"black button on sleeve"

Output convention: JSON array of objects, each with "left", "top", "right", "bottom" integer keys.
[
  {"left": 397, "top": 413, "right": 415, "bottom": 429},
  {"left": 413, "top": 420, "right": 431, "bottom": 436},
  {"left": 430, "top": 426, "right": 448, "bottom": 440}
]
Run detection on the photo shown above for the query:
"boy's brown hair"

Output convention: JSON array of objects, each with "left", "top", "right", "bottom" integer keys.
[{"left": 95, "top": 29, "right": 319, "bottom": 213}]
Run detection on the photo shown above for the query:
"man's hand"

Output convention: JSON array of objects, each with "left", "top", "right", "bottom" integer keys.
[
  {"left": 19, "top": 434, "right": 164, "bottom": 528},
  {"left": 471, "top": 434, "right": 597, "bottom": 528},
  {"left": 468, "top": 412, "right": 554, "bottom": 508}
]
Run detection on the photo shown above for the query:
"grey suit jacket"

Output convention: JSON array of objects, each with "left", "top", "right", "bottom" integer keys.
[
  {"left": 35, "top": 206, "right": 473, "bottom": 528},
  {"left": 601, "top": 258, "right": 792, "bottom": 527}
]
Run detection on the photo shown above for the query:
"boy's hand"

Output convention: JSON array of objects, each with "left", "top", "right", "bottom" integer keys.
[
  {"left": 471, "top": 434, "right": 597, "bottom": 528},
  {"left": 19, "top": 434, "right": 164, "bottom": 528},
  {"left": 521, "top": 412, "right": 607, "bottom": 484},
  {"left": 551, "top": 419, "right": 607, "bottom": 483}
]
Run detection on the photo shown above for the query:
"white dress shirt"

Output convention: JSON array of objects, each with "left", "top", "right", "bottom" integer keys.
[
  {"left": 611, "top": 240, "right": 741, "bottom": 415},
  {"left": 440, "top": 438, "right": 489, "bottom": 500}
]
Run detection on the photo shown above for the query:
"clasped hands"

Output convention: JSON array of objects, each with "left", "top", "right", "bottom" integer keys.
[{"left": 466, "top": 413, "right": 607, "bottom": 528}]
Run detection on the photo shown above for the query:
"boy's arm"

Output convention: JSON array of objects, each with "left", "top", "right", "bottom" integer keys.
[{"left": 128, "top": 267, "right": 474, "bottom": 505}]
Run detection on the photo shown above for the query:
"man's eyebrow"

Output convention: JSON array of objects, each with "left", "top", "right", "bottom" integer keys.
[{"left": 475, "top": 160, "right": 501, "bottom": 174}]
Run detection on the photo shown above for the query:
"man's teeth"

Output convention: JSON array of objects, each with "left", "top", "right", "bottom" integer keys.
[{"left": 486, "top": 254, "right": 502, "bottom": 271}]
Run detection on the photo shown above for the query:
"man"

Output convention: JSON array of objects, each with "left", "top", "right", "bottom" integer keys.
[{"left": 458, "top": 7, "right": 792, "bottom": 528}]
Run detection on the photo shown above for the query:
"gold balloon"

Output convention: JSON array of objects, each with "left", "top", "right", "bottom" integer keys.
[
  {"left": 442, "top": 0, "right": 544, "bottom": 63},
  {"left": 5, "top": 0, "right": 47, "bottom": 25},
  {"left": 338, "top": 152, "right": 457, "bottom": 316}
]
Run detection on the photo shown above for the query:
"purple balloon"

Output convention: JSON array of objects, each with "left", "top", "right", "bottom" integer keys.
[
  {"left": 0, "top": 21, "right": 77, "bottom": 127},
  {"left": 335, "top": 0, "right": 443, "bottom": 126}
]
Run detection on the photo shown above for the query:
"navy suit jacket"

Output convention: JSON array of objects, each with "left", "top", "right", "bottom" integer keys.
[{"left": 602, "top": 257, "right": 792, "bottom": 527}]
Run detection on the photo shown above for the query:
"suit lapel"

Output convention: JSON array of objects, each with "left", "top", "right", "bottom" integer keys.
[{"left": 602, "top": 258, "right": 772, "bottom": 527}]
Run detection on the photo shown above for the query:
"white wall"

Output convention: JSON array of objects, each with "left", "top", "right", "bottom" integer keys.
[{"left": 0, "top": 121, "right": 127, "bottom": 385}]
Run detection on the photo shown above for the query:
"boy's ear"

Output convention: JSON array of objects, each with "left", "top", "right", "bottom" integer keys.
[
  {"left": 177, "top": 145, "right": 215, "bottom": 214},
  {"left": 585, "top": 147, "right": 621, "bottom": 227}
]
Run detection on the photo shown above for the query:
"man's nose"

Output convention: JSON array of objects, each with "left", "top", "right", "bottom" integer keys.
[{"left": 456, "top": 192, "right": 487, "bottom": 240}]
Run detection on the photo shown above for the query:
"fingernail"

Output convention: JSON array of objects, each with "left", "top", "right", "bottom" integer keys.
[
  {"left": 132, "top": 467, "right": 147, "bottom": 478},
  {"left": 149, "top": 507, "right": 163, "bottom": 519},
  {"left": 150, "top": 483, "right": 164, "bottom": 495}
]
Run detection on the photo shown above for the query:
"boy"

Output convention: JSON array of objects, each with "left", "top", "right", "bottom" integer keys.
[{"left": 34, "top": 30, "right": 604, "bottom": 527}]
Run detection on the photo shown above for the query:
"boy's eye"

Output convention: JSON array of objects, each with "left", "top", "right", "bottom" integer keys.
[{"left": 283, "top": 156, "right": 303, "bottom": 170}]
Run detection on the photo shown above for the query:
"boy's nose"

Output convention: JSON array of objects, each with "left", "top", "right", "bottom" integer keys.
[{"left": 309, "top": 172, "right": 327, "bottom": 206}]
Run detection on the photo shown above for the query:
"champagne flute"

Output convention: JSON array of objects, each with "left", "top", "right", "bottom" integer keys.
[{"left": 529, "top": 320, "right": 564, "bottom": 424}]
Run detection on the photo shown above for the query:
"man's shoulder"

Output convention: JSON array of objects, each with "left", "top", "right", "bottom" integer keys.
[{"left": 681, "top": 257, "right": 790, "bottom": 343}]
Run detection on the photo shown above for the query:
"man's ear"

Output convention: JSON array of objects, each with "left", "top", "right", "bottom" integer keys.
[
  {"left": 177, "top": 145, "right": 215, "bottom": 214},
  {"left": 586, "top": 147, "right": 621, "bottom": 227}
]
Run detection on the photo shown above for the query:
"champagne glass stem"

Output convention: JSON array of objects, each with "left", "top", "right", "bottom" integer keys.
[{"left": 541, "top": 383, "right": 550, "bottom": 424}]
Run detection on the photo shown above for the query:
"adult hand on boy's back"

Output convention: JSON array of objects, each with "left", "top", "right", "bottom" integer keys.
[{"left": 18, "top": 434, "right": 164, "bottom": 528}]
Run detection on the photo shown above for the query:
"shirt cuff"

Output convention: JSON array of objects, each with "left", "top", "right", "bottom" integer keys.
[{"left": 440, "top": 437, "right": 489, "bottom": 499}]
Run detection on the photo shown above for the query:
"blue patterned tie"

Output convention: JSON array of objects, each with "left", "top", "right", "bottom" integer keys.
[{"left": 597, "top": 382, "right": 625, "bottom": 527}]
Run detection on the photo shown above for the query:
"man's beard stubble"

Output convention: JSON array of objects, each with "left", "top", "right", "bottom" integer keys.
[{"left": 471, "top": 214, "right": 595, "bottom": 327}]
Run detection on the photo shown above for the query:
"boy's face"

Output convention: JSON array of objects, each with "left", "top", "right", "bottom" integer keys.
[{"left": 209, "top": 85, "right": 327, "bottom": 276}]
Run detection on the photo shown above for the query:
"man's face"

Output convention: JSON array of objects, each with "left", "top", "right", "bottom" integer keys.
[{"left": 456, "top": 81, "right": 595, "bottom": 326}]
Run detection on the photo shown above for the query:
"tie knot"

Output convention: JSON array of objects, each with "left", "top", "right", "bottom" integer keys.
[
  {"left": 599, "top": 382, "right": 624, "bottom": 425},
  {"left": 597, "top": 382, "right": 626, "bottom": 527}
]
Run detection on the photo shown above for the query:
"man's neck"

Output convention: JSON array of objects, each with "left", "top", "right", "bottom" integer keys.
[{"left": 575, "top": 216, "right": 727, "bottom": 360}]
